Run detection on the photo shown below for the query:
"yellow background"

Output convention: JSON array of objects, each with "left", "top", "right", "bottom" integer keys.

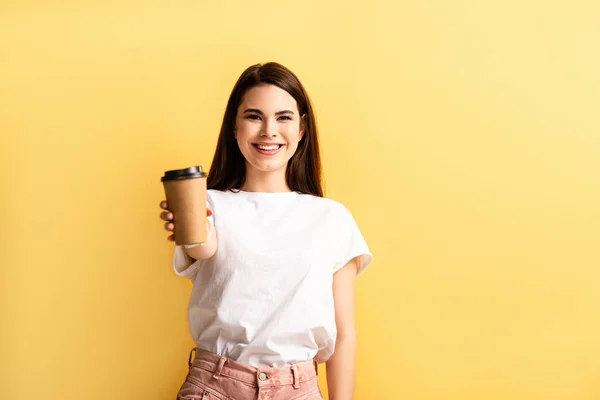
[{"left": 1, "top": 0, "right": 599, "bottom": 399}]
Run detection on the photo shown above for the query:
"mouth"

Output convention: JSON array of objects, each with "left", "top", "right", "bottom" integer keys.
[{"left": 252, "top": 143, "right": 284, "bottom": 156}]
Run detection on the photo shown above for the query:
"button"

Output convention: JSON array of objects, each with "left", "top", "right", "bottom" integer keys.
[{"left": 258, "top": 372, "right": 267, "bottom": 381}]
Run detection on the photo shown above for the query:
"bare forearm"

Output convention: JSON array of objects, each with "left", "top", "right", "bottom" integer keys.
[
  {"left": 326, "top": 337, "right": 356, "bottom": 400},
  {"left": 183, "top": 226, "right": 218, "bottom": 260}
]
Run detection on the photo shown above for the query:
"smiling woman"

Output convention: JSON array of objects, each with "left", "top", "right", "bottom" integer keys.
[
  {"left": 159, "top": 62, "right": 373, "bottom": 400},
  {"left": 235, "top": 84, "right": 306, "bottom": 184},
  {"left": 206, "top": 62, "right": 323, "bottom": 197}
]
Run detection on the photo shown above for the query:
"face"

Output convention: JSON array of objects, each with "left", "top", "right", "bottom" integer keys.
[{"left": 235, "top": 84, "right": 305, "bottom": 175}]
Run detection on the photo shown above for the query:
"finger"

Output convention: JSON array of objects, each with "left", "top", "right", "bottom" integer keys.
[
  {"left": 160, "top": 211, "right": 173, "bottom": 221},
  {"left": 207, "top": 208, "right": 213, "bottom": 217},
  {"left": 167, "top": 234, "right": 175, "bottom": 242},
  {"left": 160, "top": 201, "right": 168, "bottom": 209},
  {"left": 164, "top": 222, "right": 174, "bottom": 231}
]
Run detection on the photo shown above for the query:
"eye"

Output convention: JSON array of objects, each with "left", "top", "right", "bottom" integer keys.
[
  {"left": 278, "top": 115, "right": 292, "bottom": 121},
  {"left": 245, "top": 114, "right": 261, "bottom": 120}
]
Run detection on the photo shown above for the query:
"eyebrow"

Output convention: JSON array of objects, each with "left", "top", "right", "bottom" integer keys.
[{"left": 243, "top": 108, "right": 295, "bottom": 116}]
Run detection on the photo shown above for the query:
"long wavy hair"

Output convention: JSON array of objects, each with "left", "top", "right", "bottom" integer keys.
[{"left": 207, "top": 62, "right": 323, "bottom": 197}]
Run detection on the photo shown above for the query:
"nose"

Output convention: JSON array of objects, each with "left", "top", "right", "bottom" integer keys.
[{"left": 261, "top": 118, "right": 278, "bottom": 137}]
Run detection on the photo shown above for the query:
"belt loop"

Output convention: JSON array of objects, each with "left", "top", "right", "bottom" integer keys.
[
  {"left": 291, "top": 364, "right": 300, "bottom": 389},
  {"left": 213, "top": 356, "right": 227, "bottom": 380},
  {"left": 188, "top": 348, "right": 196, "bottom": 369}
]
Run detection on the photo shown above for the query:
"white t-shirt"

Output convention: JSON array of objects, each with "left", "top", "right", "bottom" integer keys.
[{"left": 172, "top": 189, "right": 373, "bottom": 368}]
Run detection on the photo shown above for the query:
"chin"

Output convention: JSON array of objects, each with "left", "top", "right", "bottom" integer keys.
[
  {"left": 253, "top": 163, "right": 287, "bottom": 173},
  {"left": 245, "top": 157, "right": 287, "bottom": 172}
]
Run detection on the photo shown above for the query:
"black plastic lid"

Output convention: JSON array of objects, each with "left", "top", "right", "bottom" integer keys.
[{"left": 161, "top": 166, "right": 207, "bottom": 181}]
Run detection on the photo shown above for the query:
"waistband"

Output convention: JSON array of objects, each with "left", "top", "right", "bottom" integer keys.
[{"left": 188, "top": 348, "right": 319, "bottom": 388}]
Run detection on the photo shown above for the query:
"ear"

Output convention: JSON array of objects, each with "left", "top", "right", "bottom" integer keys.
[{"left": 299, "top": 113, "right": 307, "bottom": 140}]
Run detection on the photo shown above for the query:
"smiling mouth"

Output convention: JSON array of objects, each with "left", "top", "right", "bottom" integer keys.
[
  {"left": 252, "top": 144, "right": 284, "bottom": 151},
  {"left": 252, "top": 143, "right": 284, "bottom": 155}
]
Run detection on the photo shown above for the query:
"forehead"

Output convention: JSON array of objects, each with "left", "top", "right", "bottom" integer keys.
[{"left": 239, "top": 84, "right": 298, "bottom": 112}]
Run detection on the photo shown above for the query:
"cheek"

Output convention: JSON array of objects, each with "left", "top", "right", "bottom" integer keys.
[
  {"left": 281, "top": 124, "right": 302, "bottom": 142},
  {"left": 235, "top": 124, "right": 256, "bottom": 140}
]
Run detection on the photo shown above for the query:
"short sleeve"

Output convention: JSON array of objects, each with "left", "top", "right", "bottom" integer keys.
[
  {"left": 172, "top": 246, "right": 200, "bottom": 279},
  {"left": 171, "top": 192, "right": 215, "bottom": 280},
  {"left": 332, "top": 205, "right": 373, "bottom": 276}
]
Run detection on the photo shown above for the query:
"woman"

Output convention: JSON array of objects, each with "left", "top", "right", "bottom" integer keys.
[{"left": 160, "top": 62, "right": 372, "bottom": 400}]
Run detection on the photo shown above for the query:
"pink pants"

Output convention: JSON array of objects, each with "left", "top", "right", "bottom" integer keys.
[{"left": 177, "top": 348, "right": 324, "bottom": 400}]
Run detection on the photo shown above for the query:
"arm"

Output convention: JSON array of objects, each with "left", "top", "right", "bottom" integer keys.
[
  {"left": 182, "top": 216, "right": 218, "bottom": 260},
  {"left": 326, "top": 257, "right": 359, "bottom": 400},
  {"left": 161, "top": 202, "right": 218, "bottom": 261}
]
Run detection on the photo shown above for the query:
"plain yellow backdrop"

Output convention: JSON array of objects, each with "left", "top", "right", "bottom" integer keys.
[{"left": 1, "top": 0, "right": 599, "bottom": 399}]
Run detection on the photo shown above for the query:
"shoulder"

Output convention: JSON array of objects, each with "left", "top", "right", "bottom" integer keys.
[
  {"left": 297, "top": 194, "right": 354, "bottom": 220},
  {"left": 207, "top": 189, "right": 238, "bottom": 202},
  {"left": 296, "top": 193, "right": 339, "bottom": 207},
  {"left": 205, "top": 189, "right": 231, "bottom": 209},
  {"left": 207, "top": 189, "right": 224, "bottom": 200},
  {"left": 207, "top": 189, "right": 228, "bottom": 197}
]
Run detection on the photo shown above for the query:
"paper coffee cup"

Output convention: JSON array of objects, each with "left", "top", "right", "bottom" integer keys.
[{"left": 161, "top": 166, "right": 208, "bottom": 246}]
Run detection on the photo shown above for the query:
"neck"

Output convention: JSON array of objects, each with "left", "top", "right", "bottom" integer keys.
[{"left": 242, "top": 166, "right": 291, "bottom": 193}]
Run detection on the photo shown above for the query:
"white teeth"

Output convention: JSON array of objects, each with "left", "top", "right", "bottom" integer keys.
[{"left": 257, "top": 145, "right": 280, "bottom": 150}]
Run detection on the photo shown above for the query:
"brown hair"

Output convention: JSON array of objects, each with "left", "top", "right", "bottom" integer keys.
[{"left": 206, "top": 62, "right": 323, "bottom": 197}]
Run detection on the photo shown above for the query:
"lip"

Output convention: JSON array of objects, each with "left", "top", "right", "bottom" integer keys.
[
  {"left": 253, "top": 142, "right": 285, "bottom": 146},
  {"left": 252, "top": 142, "right": 284, "bottom": 156}
]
